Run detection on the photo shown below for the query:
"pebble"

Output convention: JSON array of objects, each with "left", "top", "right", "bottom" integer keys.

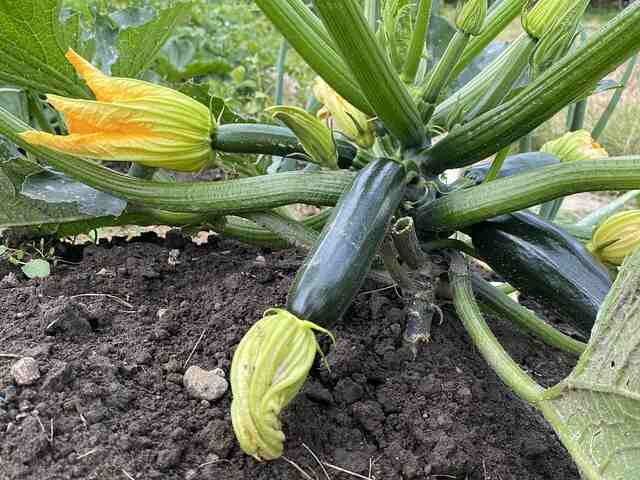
[
  {"left": 165, "top": 229, "right": 187, "bottom": 250},
  {"left": 11, "top": 357, "right": 41, "bottom": 386},
  {"left": 183, "top": 366, "right": 228, "bottom": 402}
]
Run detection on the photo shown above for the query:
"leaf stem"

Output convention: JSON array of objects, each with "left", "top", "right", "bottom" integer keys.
[
  {"left": 402, "top": 0, "right": 433, "bottom": 84},
  {"left": 449, "top": 252, "right": 544, "bottom": 404},
  {"left": 471, "top": 274, "right": 586, "bottom": 356}
]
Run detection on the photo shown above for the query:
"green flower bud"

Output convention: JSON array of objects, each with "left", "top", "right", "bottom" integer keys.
[
  {"left": 267, "top": 106, "right": 339, "bottom": 169},
  {"left": 230, "top": 308, "right": 333, "bottom": 461},
  {"left": 540, "top": 130, "right": 608, "bottom": 163},
  {"left": 530, "top": 12, "right": 580, "bottom": 79},
  {"left": 589, "top": 210, "right": 640, "bottom": 266},
  {"left": 456, "top": 0, "right": 488, "bottom": 36},
  {"left": 522, "top": 0, "right": 587, "bottom": 41}
]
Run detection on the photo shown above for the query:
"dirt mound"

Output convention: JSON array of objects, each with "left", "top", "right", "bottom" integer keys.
[{"left": 0, "top": 236, "right": 579, "bottom": 479}]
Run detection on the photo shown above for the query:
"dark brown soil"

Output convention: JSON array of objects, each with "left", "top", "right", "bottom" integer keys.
[{"left": 0, "top": 235, "right": 580, "bottom": 480}]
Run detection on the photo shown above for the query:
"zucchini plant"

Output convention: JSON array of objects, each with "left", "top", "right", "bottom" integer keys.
[{"left": 2, "top": 0, "right": 640, "bottom": 476}]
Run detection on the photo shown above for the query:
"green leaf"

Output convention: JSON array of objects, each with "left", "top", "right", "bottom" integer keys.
[
  {"left": 21, "top": 259, "right": 51, "bottom": 279},
  {"left": 0, "top": 0, "right": 90, "bottom": 97},
  {"left": 111, "top": 3, "right": 189, "bottom": 78},
  {"left": 0, "top": 155, "right": 126, "bottom": 231},
  {"left": 0, "top": 245, "right": 8, "bottom": 257},
  {"left": 539, "top": 248, "right": 640, "bottom": 479}
]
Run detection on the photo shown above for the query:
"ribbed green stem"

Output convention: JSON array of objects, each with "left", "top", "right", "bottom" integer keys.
[
  {"left": 314, "top": 0, "right": 425, "bottom": 148},
  {"left": 402, "top": 0, "right": 433, "bottom": 84},
  {"left": 242, "top": 211, "right": 319, "bottom": 250},
  {"left": 364, "top": 0, "right": 381, "bottom": 31},
  {"left": 221, "top": 210, "right": 330, "bottom": 249},
  {"left": 570, "top": 98, "right": 588, "bottom": 132},
  {"left": 419, "top": 32, "right": 470, "bottom": 122},
  {"left": 422, "top": 3, "right": 640, "bottom": 173},
  {"left": 449, "top": 0, "right": 528, "bottom": 81},
  {"left": 254, "top": 0, "right": 371, "bottom": 114},
  {"left": 483, "top": 146, "right": 509, "bottom": 183},
  {"left": 431, "top": 34, "right": 534, "bottom": 128},
  {"left": 212, "top": 123, "right": 357, "bottom": 163},
  {"left": 592, "top": 54, "right": 638, "bottom": 141},
  {"left": 472, "top": 275, "right": 586, "bottom": 356},
  {"left": 449, "top": 252, "right": 544, "bottom": 404},
  {"left": 0, "top": 107, "right": 355, "bottom": 214},
  {"left": 415, "top": 157, "right": 640, "bottom": 231},
  {"left": 576, "top": 189, "right": 640, "bottom": 228}
]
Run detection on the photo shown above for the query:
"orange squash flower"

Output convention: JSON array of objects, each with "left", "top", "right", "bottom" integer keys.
[{"left": 20, "top": 49, "right": 214, "bottom": 172}]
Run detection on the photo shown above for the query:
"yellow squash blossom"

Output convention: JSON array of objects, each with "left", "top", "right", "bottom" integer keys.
[
  {"left": 313, "top": 78, "right": 374, "bottom": 149},
  {"left": 540, "top": 130, "right": 608, "bottom": 163},
  {"left": 589, "top": 210, "right": 640, "bottom": 266},
  {"left": 20, "top": 49, "right": 214, "bottom": 172}
]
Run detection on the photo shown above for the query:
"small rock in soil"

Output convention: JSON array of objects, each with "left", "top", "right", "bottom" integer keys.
[
  {"left": 43, "top": 298, "right": 94, "bottom": 336},
  {"left": 183, "top": 366, "right": 228, "bottom": 402},
  {"left": 10, "top": 357, "right": 41, "bottom": 386}
]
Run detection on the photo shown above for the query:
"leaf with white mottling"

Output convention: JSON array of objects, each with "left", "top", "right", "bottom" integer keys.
[{"left": 539, "top": 248, "right": 640, "bottom": 480}]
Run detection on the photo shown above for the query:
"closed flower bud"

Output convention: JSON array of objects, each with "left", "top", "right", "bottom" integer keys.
[
  {"left": 313, "top": 78, "right": 374, "bottom": 149},
  {"left": 267, "top": 106, "right": 338, "bottom": 169},
  {"left": 540, "top": 130, "right": 608, "bottom": 163},
  {"left": 589, "top": 210, "right": 640, "bottom": 266},
  {"left": 522, "top": 0, "right": 587, "bottom": 41},
  {"left": 19, "top": 49, "right": 214, "bottom": 172},
  {"left": 456, "top": 0, "right": 488, "bottom": 36},
  {"left": 230, "top": 308, "right": 333, "bottom": 461}
]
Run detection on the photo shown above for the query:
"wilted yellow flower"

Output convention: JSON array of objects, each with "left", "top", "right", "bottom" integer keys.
[
  {"left": 230, "top": 308, "right": 333, "bottom": 461},
  {"left": 313, "top": 78, "right": 374, "bottom": 149},
  {"left": 19, "top": 49, "right": 214, "bottom": 172},
  {"left": 589, "top": 210, "right": 640, "bottom": 265},
  {"left": 540, "top": 130, "right": 608, "bottom": 163}
]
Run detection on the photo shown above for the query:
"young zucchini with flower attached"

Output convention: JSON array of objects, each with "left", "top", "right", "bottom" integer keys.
[{"left": 231, "top": 158, "right": 407, "bottom": 460}]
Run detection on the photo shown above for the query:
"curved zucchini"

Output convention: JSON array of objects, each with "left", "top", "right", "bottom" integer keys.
[
  {"left": 463, "top": 152, "right": 560, "bottom": 185},
  {"left": 287, "top": 158, "right": 407, "bottom": 326},
  {"left": 471, "top": 212, "right": 612, "bottom": 333},
  {"left": 213, "top": 123, "right": 358, "bottom": 167}
]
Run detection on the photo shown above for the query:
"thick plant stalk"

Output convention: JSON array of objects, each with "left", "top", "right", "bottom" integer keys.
[
  {"left": 314, "top": 0, "right": 425, "bottom": 148},
  {"left": 472, "top": 275, "right": 586, "bottom": 356},
  {"left": 449, "top": 0, "right": 528, "bottom": 81},
  {"left": 419, "top": 32, "right": 470, "bottom": 122},
  {"left": 0, "top": 107, "right": 354, "bottom": 214},
  {"left": 592, "top": 54, "right": 638, "bottom": 141},
  {"left": 431, "top": 34, "right": 535, "bottom": 128},
  {"left": 274, "top": 40, "right": 290, "bottom": 105},
  {"left": 482, "top": 146, "right": 509, "bottom": 183},
  {"left": 254, "top": 0, "right": 371, "bottom": 114},
  {"left": 402, "top": 0, "right": 433, "bottom": 83},
  {"left": 422, "top": 3, "right": 640, "bottom": 173},
  {"left": 241, "top": 211, "right": 319, "bottom": 250},
  {"left": 449, "top": 252, "right": 544, "bottom": 404},
  {"left": 415, "top": 157, "right": 640, "bottom": 231}
]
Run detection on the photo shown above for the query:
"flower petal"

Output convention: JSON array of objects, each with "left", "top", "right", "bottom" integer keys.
[{"left": 19, "top": 130, "right": 211, "bottom": 172}]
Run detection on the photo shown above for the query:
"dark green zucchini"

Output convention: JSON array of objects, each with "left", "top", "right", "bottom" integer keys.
[
  {"left": 213, "top": 123, "right": 358, "bottom": 167},
  {"left": 470, "top": 212, "right": 612, "bottom": 333},
  {"left": 463, "top": 152, "right": 560, "bottom": 186},
  {"left": 287, "top": 158, "right": 407, "bottom": 326}
]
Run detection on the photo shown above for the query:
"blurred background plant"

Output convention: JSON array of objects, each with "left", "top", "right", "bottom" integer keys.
[{"left": 58, "top": 0, "right": 637, "bottom": 155}]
